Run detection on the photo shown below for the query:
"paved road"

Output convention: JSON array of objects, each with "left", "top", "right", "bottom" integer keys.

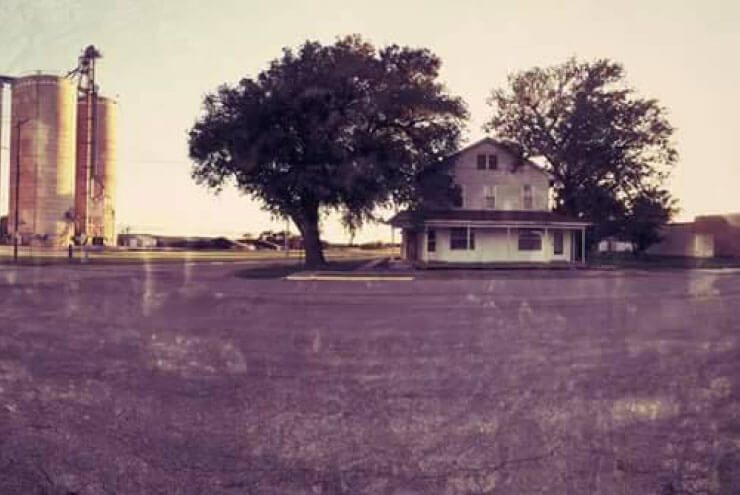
[{"left": 0, "top": 263, "right": 739, "bottom": 494}]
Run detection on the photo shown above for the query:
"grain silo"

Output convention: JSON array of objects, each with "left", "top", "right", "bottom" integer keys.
[
  {"left": 8, "top": 74, "right": 77, "bottom": 247},
  {"left": 75, "top": 95, "right": 117, "bottom": 245}
]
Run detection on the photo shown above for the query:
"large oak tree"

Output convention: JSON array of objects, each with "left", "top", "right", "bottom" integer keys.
[
  {"left": 485, "top": 58, "right": 678, "bottom": 250},
  {"left": 188, "top": 35, "right": 467, "bottom": 266}
]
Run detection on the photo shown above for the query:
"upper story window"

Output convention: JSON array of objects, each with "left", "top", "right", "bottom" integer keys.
[
  {"left": 484, "top": 185, "right": 496, "bottom": 209},
  {"left": 523, "top": 184, "right": 533, "bottom": 209},
  {"left": 488, "top": 154, "right": 498, "bottom": 170},
  {"left": 476, "top": 154, "right": 486, "bottom": 170}
]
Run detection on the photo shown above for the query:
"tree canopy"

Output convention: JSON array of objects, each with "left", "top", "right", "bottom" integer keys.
[
  {"left": 485, "top": 58, "right": 678, "bottom": 250},
  {"left": 188, "top": 35, "right": 467, "bottom": 266}
]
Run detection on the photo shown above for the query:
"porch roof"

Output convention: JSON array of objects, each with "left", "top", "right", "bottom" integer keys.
[{"left": 388, "top": 209, "right": 590, "bottom": 228}]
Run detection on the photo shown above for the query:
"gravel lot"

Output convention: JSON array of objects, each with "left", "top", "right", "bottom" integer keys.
[{"left": 0, "top": 263, "right": 739, "bottom": 494}]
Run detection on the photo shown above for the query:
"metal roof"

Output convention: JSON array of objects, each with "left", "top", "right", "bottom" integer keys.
[{"left": 388, "top": 209, "right": 589, "bottom": 228}]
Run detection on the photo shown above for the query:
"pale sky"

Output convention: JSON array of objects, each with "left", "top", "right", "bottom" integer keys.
[{"left": 0, "top": 0, "right": 738, "bottom": 242}]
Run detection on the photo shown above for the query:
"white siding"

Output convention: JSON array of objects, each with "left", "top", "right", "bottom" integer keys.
[
  {"left": 694, "top": 234, "right": 714, "bottom": 258},
  {"left": 452, "top": 141, "right": 550, "bottom": 211},
  {"left": 420, "top": 227, "right": 574, "bottom": 263}
]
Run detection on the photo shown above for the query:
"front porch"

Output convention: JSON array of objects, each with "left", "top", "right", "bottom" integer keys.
[{"left": 400, "top": 224, "right": 588, "bottom": 264}]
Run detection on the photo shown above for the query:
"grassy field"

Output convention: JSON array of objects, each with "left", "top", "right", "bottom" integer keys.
[{"left": 0, "top": 264, "right": 738, "bottom": 493}]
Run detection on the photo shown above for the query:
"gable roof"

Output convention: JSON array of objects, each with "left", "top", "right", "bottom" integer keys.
[{"left": 447, "top": 137, "right": 553, "bottom": 178}]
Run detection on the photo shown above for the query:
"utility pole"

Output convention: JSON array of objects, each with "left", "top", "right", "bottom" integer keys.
[{"left": 14, "top": 118, "right": 29, "bottom": 263}]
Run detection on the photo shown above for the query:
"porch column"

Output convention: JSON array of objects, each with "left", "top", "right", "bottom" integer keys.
[
  {"left": 423, "top": 226, "right": 428, "bottom": 262},
  {"left": 581, "top": 227, "right": 586, "bottom": 264},
  {"left": 571, "top": 230, "right": 576, "bottom": 262},
  {"left": 401, "top": 229, "right": 407, "bottom": 260},
  {"left": 506, "top": 227, "right": 511, "bottom": 259},
  {"left": 544, "top": 227, "right": 549, "bottom": 262}
]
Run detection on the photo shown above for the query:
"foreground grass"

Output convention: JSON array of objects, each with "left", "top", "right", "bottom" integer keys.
[{"left": 0, "top": 268, "right": 738, "bottom": 493}]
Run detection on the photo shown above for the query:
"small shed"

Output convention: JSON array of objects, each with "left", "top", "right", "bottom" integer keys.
[{"left": 118, "top": 233, "right": 157, "bottom": 249}]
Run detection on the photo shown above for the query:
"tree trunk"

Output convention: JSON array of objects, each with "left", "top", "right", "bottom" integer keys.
[{"left": 293, "top": 206, "right": 326, "bottom": 268}]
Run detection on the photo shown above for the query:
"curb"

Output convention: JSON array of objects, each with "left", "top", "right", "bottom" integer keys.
[{"left": 285, "top": 271, "right": 414, "bottom": 281}]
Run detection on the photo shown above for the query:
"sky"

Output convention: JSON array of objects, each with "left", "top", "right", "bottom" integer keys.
[{"left": 0, "top": 0, "right": 738, "bottom": 242}]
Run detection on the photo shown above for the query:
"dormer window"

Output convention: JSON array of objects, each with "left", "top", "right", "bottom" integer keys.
[{"left": 477, "top": 153, "right": 498, "bottom": 170}]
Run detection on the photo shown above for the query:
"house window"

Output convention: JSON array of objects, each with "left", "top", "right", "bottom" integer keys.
[
  {"left": 450, "top": 227, "right": 475, "bottom": 250},
  {"left": 488, "top": 154, "right": 498, "bottom": 170},
  {"left": 450, "top": 228, "right": 467, "bottom": 250},
  {"left": 553, "top": 230, "right": 564, "bottom": 255},
  {"left": 427, "top": 230, "right": 436, "bottom": 252},
  {"left": 523, "top": 184, "right": 533, "bottom": 209},
  {"left": 476, "top": 154, "right": 486, "bottom": 170},
  {"left": 484, "top": 185, "right": 496, "bottom": 209},
  {"left": 518, "top": 230, "right": 542, "bottom": 251},
  {"left": 452, "top": 185, "right": 464, "bottom": 208}
]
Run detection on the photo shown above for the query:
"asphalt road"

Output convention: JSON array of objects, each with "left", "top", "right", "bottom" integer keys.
[{"left": 0, "top": 263, "right": 739, "bottom": 494}]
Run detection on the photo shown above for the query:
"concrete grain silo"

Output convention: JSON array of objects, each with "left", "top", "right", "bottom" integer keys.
[
  {"left": 8, "top": 74, "right": 77, "bottom": 246},
  {"left": 75, "top": 96, "right": 117, "bottom": 245}
]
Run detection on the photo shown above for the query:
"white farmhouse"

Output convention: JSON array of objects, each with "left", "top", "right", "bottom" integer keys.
[{"left": 390, "top": 138, "right": 589, "bottom": 265}]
